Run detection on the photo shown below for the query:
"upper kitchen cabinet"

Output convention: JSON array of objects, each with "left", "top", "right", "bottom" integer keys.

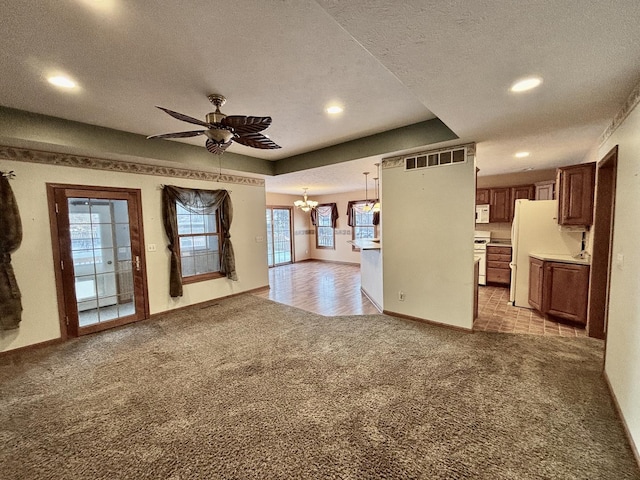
[
  {"left": 510, "top": 185, "right": 535, "bottom": 219},
  {"left": 489, "top": 187, "right": 511, "bottom": 223},
  {"left": 476, "top": 188, "right": 490, "bottom": 205},
  {"left": 557, "top": 162, "right": 596, "bottom": 226},
  {"left": 535, "top": 180, "right": 555, "bottom": 200}
]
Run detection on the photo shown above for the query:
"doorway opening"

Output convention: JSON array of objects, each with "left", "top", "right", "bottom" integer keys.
[
  {"left": 47, "top": 184, "right": 149, "bottom": 337},
  {"left": 266, "top": 206, "right": 293, "bottom": 267}
]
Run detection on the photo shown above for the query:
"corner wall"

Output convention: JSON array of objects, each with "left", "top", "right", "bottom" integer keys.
[
  {"left": 0, "top": 157, "right": 269, "bottom": 352},
  {"left": 381, "top": 154, "right": 476, "bottom": 329},
  {"left": 599, "top": 91, "right": 640, "bottom": 456}
]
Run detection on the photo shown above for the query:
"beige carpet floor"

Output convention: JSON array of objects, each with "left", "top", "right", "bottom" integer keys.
[{"left": 1, "top": 294, "right": 639, "bottom": 479}]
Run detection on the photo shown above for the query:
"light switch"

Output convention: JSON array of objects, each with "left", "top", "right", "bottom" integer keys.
[
  {"left": 616, "top": 253, "right": 624, "bottom": 269},
  {"left": 147, "top": 244, "right": 157, "bottom": 252},
  {"left": 255, "top": 235, "right": 265, "bottom": 243}
]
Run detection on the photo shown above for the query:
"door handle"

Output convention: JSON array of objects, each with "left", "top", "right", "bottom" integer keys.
[{"left": 135, "top": 255, "right": 141, "bottom": 271}]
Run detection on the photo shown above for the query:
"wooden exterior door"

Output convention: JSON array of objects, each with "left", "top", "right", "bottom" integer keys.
[{"left": 47, "top": 185, "right": 149, "bottom": 337}]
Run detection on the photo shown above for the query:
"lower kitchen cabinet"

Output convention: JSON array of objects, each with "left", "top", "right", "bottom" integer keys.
[
  {"left": 486, "top": 245, "right": 512, "bottom": 285},
  {"left": 528, "top": 256, "right": 590, "bottom": 325}
]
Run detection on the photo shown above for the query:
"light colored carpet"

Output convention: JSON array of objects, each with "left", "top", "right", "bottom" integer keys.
[{"left": 1, "top": 294, "right": 638, "bottom": 479}]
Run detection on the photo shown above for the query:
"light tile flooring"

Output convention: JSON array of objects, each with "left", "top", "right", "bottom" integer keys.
[
  {"left": 474, "top": 285, "right": 587, "bottom": 337},
  {"left": 256, "top": 261, "right": 587, "bottom": 338}
]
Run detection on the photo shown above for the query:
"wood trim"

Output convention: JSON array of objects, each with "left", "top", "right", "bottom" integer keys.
[
  {"left": 588, "top": 146, "right": 618, "bottom": 340},
  {"left": 148, "top": 285, "right": 270, "bottom": 320},
  {"left": 603, "top": 371, "right": 640, "bottom": 470},
  {"left": 0, "top": 337, "right": 65, "bottom": 357},
  {"left": 383, "top": 310, "right": 473, "bottom": 333},
  {"left": 46, "top": 184, "right": 70, "bottom": 340}
]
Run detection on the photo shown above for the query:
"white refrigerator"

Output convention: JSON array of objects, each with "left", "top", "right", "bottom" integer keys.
[{"left": 509, "top": 199, "right": 584, "bottom": 307}]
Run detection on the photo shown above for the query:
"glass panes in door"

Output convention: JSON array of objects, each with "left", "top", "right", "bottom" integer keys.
[
  {"left": 266, "top": 207, "right": 293, "bottom": 267},
  {"left": 68, "top": 198, "right": 135, "bottom": 326}
]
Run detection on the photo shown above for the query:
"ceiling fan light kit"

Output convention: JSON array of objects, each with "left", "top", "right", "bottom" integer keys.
[{"left": 147, "top": 94, "right": 281, "bottom": 155}]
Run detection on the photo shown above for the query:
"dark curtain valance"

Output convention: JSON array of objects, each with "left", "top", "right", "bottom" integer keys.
[
  {"left": 310, "top": 203, "right": 339, "bottom": 228},
  {"left": 0, "top": 174, "right": 23, "bottom": 330},
  {"left": 162, "top": 185, "right": 237, "bottom": 298},
  {"left": 346, "top": 200, "right": 380, "bottom": 227}
]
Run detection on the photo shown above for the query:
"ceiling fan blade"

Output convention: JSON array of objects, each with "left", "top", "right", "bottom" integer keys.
[
  {"left": 147, "top": 130, "right": 206, "bottom": 139},
  {"left": 222, "top": 115, "right": 272, "bottom": 134},
  {"left": 156, "top": 106, "right": 211, "bottom": 127},
  {"left": 234, "top": 132, "right": 281, "bottom": 149},
  {"left": 206, "top": 138, "right": 233, "bottom": 155}
]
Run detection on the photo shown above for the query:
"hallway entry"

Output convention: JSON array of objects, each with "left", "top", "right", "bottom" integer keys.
[{"left": 47, "top": 184, "right": 149, "bottom": 337}]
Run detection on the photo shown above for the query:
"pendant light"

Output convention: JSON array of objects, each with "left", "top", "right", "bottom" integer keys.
[
  {"left": 362, "top": 172, "right": 372, "bottom": 212},
  {"left": 372, "top": 163, "right": 381, "bottom": 213}
]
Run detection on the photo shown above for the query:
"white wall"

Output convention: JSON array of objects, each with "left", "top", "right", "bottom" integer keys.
[
  {"left": 265, "top": 192, "right": 312, "bottom": 262},
  {"left": 600, "top": 98, "right": 640, "bottom": 454},
  {"left": 0, "top": 159, "right": 269, "bottom": 352},
  {"left": 382, "top": 157, "right": 476, "bottom": 329}
]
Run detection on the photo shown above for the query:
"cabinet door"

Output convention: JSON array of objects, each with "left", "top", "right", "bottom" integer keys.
[
  {"left": 510, "top": 185, "right": 535, "bottom": 220},
  {"left": 476, "top": 188, "right": 490, "bottom": 205},
  {"left": 489, "top": 188, "right": 511, "bottom": 223},
  {"left": 535, "top": 181, "right": 555, "bottom": 200},
  {"left": 544, "top": 262, "right": 590, "bottom": 324},
  {"left": 557, "top": 163, "right": 595, "bottom": 226},
  {"left": 528, "top": 257, "right": 544, "bottom": 311}
]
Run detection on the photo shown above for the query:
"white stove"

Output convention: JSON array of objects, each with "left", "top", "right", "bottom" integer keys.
[{"left": 474, "top": 231, "right": 491, "bottom": 285}]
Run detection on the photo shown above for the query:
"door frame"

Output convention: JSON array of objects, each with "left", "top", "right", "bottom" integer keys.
[
  {"left": 266, "top": 205, "right": 295, "bottom": 267},
  {"left": 587, "top": 146, "right": 618, "bottom": 340},
  {"left": 47, "top": 184, "right": 150, "bottom": 339}
]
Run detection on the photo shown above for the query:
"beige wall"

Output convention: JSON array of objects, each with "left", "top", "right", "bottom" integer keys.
[
  {"left": 309, "top": 190, "right": 369, "bottom": 265},
  {"left": 599, "top": 96, "right": 640, "bottom": 455},
  {"left": 0, "top": 159, "right": 269, "bottom": 352},
  {"left": 382, "top": 157, "right": 476, "bottom": 329},
  {"left": 476, "top": 169, "right": 556, "bottom": 188},
  {"left": 265, "top": 192, "right": 312, "bottom": 262}
]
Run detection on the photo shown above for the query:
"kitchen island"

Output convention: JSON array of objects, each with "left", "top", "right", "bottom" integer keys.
[{"left": 349, "top": 239, "right": 383, "bottom": 312}]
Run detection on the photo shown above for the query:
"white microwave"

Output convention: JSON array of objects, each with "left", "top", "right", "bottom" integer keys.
[{"left": 476, "top": 204, "right": 490, "bottom": 223}]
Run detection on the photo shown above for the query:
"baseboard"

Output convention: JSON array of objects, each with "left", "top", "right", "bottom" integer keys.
[
  {"left": 361, "top": 287, "right": 382, "bottom": 313},
  {"left": 150, "top": 285, "right": 271, "bottom": 320},
  {"left": 603, "top": 371, "right": 640, "bottom": 469},
  {"left": 0, "top": 337, "right": 65, "bottom": 357},
  {"left": 383, "top": 310, "right": 474, "bottom": 333},
  {"left": 304, "top": 258, "right": 360, "bottom": 266}
]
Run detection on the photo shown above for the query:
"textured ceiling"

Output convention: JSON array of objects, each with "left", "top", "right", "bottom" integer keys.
[{"left": 1, "top": 0, "right": 640, "bottom": 194}]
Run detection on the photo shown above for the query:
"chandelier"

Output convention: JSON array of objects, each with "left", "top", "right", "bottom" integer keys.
[{"left": 293, "top": 188, "right": 318, "bottom": 212}]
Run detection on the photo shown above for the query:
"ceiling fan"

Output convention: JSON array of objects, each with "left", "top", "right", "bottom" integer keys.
[{"left": 147, "top": 94, "right": 281, "bottom": 155}]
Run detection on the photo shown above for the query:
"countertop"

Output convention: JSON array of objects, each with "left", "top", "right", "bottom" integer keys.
[
  {"left": 487, "top": 241, "right": 512, "bottom": 247},
  {"left": 529, "top": 252, "right": 591, "bottom": 265},
  {"left": 348, "top": 239, "right": 381, "bottom": 250}
]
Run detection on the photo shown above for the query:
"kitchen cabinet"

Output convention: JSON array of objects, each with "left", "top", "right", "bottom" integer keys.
[
  {"left": 557, "top": 162, "right": 596, "bottom": 226},
  {"left": 535, "top": 180, "right": 555, "bottom": 200},
  {"left": 489, "top": 188, "right": 511, "bottom": 223},
  {"left": 476, "top": 188, "right": 490, "bottom": 205},
  {"left": 486, "top": 245, "right": 512, "bottom": 285},
  {"left": 509, "top": 185, "right": 535, "bottom": 220},
  {"left": 528, "top": 256, "right": 590, "bottom": 325}
]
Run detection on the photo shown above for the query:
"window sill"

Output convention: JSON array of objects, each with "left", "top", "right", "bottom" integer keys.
[{"left": 182, "top": 272, "right": 225, "bottom": 284}]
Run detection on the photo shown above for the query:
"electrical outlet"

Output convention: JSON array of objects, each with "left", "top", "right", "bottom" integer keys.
[
  {"left": 255, "top": 235, "right": 264, "bottom": 243},
  {"left": 398, "top": 291, "right": 405, "bottom": 301},
  {"left": 147, "top": 244, "right": 157, "bottom": 252}
]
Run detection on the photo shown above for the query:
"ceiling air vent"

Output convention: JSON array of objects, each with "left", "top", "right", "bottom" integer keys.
[{"left": 404, "top": 146, "right": 467, "bottom": 171}]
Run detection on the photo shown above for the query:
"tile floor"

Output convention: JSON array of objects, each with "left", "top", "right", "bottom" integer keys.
[{"left": 474, "top": 285, "right": 587, "bottom": 337}]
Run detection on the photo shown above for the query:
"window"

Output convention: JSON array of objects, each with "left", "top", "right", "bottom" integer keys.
[
  {"left": 315, "top": 205, "right": 335, "bottom": 249},
  {"left": 176, "top": 202, "right": 222, "bottom": 282},
  {"left": 351, "top": 203, "right": 376, "bottom": 250}
]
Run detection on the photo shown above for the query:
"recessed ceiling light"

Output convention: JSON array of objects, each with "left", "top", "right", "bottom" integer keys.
[
  {"left": 47, "top": 75, "right": 78, "bottom": 89},
  {"left": 515, "top": 151, "right": 530, "bottom": 158},
  {"left": 326, "top": 105, "right": 343, "bottom": 115},
  {"left": 510, "top": 76, "right": 542, "bottom": 93}
]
